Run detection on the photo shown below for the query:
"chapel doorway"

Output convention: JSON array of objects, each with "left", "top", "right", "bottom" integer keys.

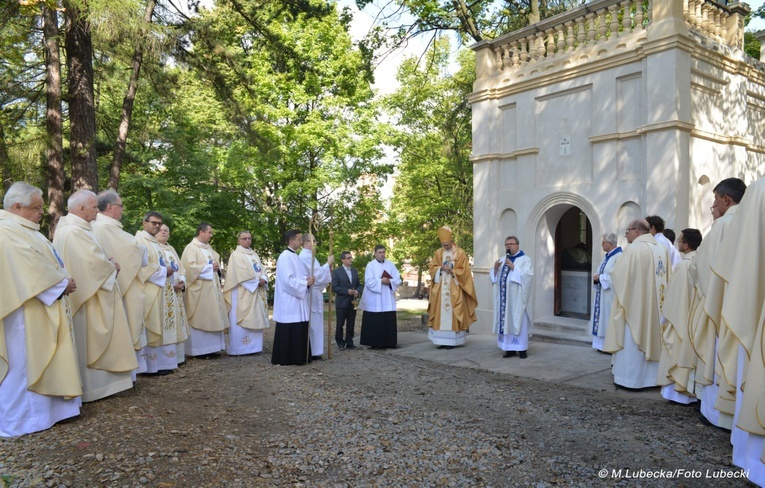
[{"left": 553, "top": 207, "right": 593, "bottom": 319}]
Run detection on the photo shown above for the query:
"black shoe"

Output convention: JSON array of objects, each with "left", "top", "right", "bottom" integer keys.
[
  {"left": 503, "top": 351, "right": 516, "bottom": 358},
  {"left": 336, "top": 341, "right": 346, "bottom": 349},
  {"left": 519, "top": 350, "right": 528, "bottom": 359},
  {"left": 346, "top": 343, "right": 356, "bottom": 350},
  {"left": 156, "top": 369, "right": 174, "bottom": 376},
  {"left": 311, "top": 355, "right": 323, "bottom": 360},
  {"left": 196, "top": 352, "right": 220, "bottom": 360},
  {"left": 437, "top": 345, "right": 448, "bottom": 349}
]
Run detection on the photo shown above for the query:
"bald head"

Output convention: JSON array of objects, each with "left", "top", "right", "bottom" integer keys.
[{"left": 625, "top": 219, "right": 650, "bottom": 243}]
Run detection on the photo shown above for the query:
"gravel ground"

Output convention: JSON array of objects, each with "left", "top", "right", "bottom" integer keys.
[{"left": 0, "top": 310, "right": 743, "bottom": 487}]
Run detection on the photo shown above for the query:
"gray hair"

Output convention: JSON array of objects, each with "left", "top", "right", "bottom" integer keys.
[
  {"left": 602, "top": 233, "right": 618, "bottom": 245},
  {"left": 3, "top": 181, "right": 42, "bottom": 208},
  {"left": 97, "top": 189, "right": 120, "bottom": 211},
  {"left": 67, "top": 189, "right": 97, "bottom": 209}
]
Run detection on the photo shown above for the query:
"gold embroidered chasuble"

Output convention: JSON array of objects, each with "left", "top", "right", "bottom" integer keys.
[
  {"left": 159, "top": 243, "right": 189, "bottom": 343},
  {"left": 180, "top": 238, "right": 227, "bottom": 332},
  {"left": 0, "top": 210, "right": 82, "bottom": 397},
  {"left": 427, "top": 244, "right": 477, "bottom": 332},
  {"left": 52, "top": 213, "right": 137, "bottom": 372},
  {"left": 223, "top": 245, "right": 270, "bottom": 330}
]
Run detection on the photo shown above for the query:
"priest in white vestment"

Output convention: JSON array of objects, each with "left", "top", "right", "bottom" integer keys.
[
  {"left": 136, "top": 212, "right": 178, "bottom": 373},
  {"left": 647, "top": 215, "right": 682, "bottom": 271},
  {"left": 299, "top": 233, "right": 334, "bottom": 358},
  {"left": 360, "top": 245, "right": 401, "bottom": 349},
  {"left": 223, "top": 232, "right": 270, "bottom": 355},
  {"left": 689, "top": 177, "right": 746, "bottom": 429},
  {"left": 603, "top": 219, "right": 669, "bottom": 389},
  {"left": 0, "top": 182, "right": 81, "bottom": 437},
  {"left": 589, "top": 233, "right": 622, "bottom": 351},
  {"left": 53, "top": 190, "right": 138, "bottom": 402},
  {"left": 716, "top": 176, "right": 765, "bottom": 486},
  {"left": 657, "top": 228, "right": 702, "bottom": 404},
  {"left": 157, "top": 225, "right": 189, "bottom": 364},
  {"left": 272, "top": 229, "right": 314, "bottom": 365},
  {"left": 427, "top": 226, "right": 478, "bottom": 349},
  {"left": 181, "top": 222, "right": 228, "bottom": 357},
  {"left": 91, "top": 190, "right": 150, "bottom": 377},
  {"left": 491, "top": 236, "right": 534, "bottom": 359}
]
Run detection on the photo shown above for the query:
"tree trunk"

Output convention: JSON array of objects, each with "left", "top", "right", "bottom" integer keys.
[
  {"left": 65, "top": 0, "right": 98, "bottom": 191},
  {"left": 109, "top": 0, "right": 156, "bottom": 190},
  {"left": 0, "top": 123, "right": 10, "bottom": 194},
  {"left": 44, "top": 5, "right": 65, "bottom": 238}
]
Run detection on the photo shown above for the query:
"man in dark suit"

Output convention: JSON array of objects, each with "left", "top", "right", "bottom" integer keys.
[{"left": 332, "top": 251, "right": 363, "bottom": 349}]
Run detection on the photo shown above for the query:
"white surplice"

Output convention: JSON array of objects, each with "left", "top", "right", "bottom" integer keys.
[{"left": 299, "top": 249, "right": 331, "bottom": 356}]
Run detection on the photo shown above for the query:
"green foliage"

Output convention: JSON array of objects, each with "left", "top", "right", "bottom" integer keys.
[
  {"left": 744, "top": 31, "right": 761, "bottom": 60},
  {"left": 1, "top": 0, "right": 391, "bottom": 267},
  {"left": 383, "top": 39, "right": 475, "bottom": 272},
  {"left": 0, "top": 2, "right": 47, "bottom": 188},
  {"left": 167, "top": 0, "right": 389, "bottom": 260}
]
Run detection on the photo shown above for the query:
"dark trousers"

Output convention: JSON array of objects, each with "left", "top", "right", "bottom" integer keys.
[{"left": 335, "top": 307, "right": 356, "bottom": 344}]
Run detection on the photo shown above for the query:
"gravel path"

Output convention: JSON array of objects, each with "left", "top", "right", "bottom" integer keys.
[{"left": 0, "top": 313, "right": 742, "bottom": 487}]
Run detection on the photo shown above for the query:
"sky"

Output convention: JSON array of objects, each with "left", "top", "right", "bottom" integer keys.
[{"left": 749, "top": 0, "right": 765, "bottom": 31}]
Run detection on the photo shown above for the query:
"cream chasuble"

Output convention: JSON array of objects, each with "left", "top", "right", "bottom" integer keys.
[
  {"left": 603, "top": 233, "right": 669, "bottom": 362},
  {"left": 223, "top": 246, "right": 270, "bottom": 330},
  {"left": 52, "top": 214, "right": 137, "bottom": 373},
  {"left": 135, "top": 231, "right": 169, "bottom": 346},
  {"left": 180, "top": 238, "right": 227, "bottom": 332},
  {"left": 0, "top": 210, "right": 81, "bottom": 397},
  {"left": 91, "top": 213, "right": 148, "bottom": 349},
  {"left": 689, "top": 206, "right": 738, "bottom": 387},
  {"left": 718, "top": 178, "right": 765, "bottom": 446},
  {"left": 658, "top": 251, "right": 699, "bottom": 397}
]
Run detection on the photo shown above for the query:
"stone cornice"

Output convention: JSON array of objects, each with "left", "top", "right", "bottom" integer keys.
[
  {"left": 636, "top": 120, "right": 695, "bottom": 134},
  {"left": 691, "top": 129, "right": 752, "bottom": 148},
  {"left": 588, "top": 131, "right": 641, "bottom": 143},
  {"left": 470, "top": 147, "right": 540, "bottom": 163}
]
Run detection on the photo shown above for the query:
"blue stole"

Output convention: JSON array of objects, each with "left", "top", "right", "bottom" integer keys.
[
  {"left": 497, "top": 250, "right": 526, "bottom": 335},
  {"left": 592, "top": 246, "right": 622, "bottom": 335}
]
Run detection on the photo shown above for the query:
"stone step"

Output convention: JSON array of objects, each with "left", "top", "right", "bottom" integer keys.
[
  {"left": 533, "top": 316, "right": 591, "bottom": 347},
  {"left": 532, "top": 330, "right": 593, "bottom": 347}
]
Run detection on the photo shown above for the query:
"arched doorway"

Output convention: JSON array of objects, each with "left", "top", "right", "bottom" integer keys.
[
  {"left": 553, "top": 207, "right": 592, "bottom": 319},
  {"left": 527, "top": 193, "right": 600, "bottom": 326}
]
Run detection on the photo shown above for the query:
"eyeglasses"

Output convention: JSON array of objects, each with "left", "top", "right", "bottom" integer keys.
[
  {"left": 145, "top": 220, "right": 163, "bottom": 226},
  {"left": 111, "top": 203, "right": 124, "bottom": 208},
  {"left": 626, "top": 228, "right": 636, "bottom": 233}
]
